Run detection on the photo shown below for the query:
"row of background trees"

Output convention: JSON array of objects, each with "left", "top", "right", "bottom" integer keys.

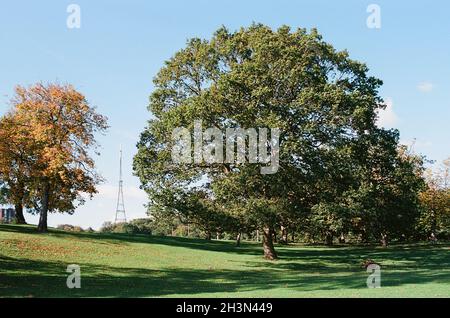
[
  {"left": 0, "top": 83, "right": 108, "bottom": 232},
  {"left": 141, "top": 156, "right": 449, "bottom": 239},
  {"left": 133, "top": 24, "right": 450, "bottom": 259}
]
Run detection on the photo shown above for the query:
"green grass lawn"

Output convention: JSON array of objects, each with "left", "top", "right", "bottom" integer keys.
[{"left": 0, "top": 224, "right": 449, "bottom": 298}]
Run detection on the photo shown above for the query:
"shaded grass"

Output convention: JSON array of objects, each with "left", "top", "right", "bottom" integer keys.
[{"left": 0, "top": 224, "right": 449, "bottom": 298}]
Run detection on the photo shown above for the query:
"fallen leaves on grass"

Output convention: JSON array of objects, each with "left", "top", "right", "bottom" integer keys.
[{"left": 2, "top": 238, "right": 77, "bottom": 258}]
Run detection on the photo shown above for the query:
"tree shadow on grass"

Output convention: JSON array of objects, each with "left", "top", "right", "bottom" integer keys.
[
  {"left": 0, "top": 255, "right": 366, "bottom": 297},
  {"left": 275, "top": 244, "right": 450, "bottom": 269},
  {"left": 1, "top": 252, "right": 449, "bottom": 297},
  {"left": 2, "top": 225, "right": 449, "bottom": 297}
]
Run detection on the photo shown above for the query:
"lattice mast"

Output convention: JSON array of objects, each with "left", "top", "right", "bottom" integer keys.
[{"left": 114, "top": 147, "right": 127, "bottom": 223}]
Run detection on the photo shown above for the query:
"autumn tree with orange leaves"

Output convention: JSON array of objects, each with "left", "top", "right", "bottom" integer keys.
[
  {"left": 0, "top": 83, "right": 108, "bottom": 232},
  {"left": 0, "top": 112, "right": 35, "bottom": 224}
]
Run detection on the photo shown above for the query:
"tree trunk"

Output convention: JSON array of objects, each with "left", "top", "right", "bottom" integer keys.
[
  {"left": 262, "top": 227, "right": 278, "bottom": 260},
  {"left": 431, "top": 210, "right": 437, "bottom": 241},
  {"left": 325, "top": 233, "right": 333, "bottom": 246},
  {"left": 13, "top": 181, "right": 27, "bottom": 224},
  {"left": 380, "top": 233, "right": 388, "bottom": 247},
  {"left": 280, "top": 226, "right": 288, "bottom": 245},
  {"left": 37, "top": 181, "right": 50, "bottom": 233},
  {"left": 14, "top": 203, "right": 27, "bottom": 224},
  {"left": 236, "top": 232, "right": 241, "bottom": 247},
  {"left": 205, "top": 231, "right": 212, "bottom": 240},
  {"left": 339, "top": 233, "right": 345, "bottom": 244}
]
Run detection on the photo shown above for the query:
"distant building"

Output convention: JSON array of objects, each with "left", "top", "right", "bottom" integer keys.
[{"left": 0, "top": 207, "right": 15, "bottom": 223}]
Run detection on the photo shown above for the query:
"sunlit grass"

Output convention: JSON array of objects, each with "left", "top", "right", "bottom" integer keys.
[{"left": 0, "top": 224, "right": 449, "bottom": 297}]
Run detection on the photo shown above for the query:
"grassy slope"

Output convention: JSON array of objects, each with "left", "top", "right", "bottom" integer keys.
[{"left": 0, "top": 224, "right": 449, "bottom": 298}]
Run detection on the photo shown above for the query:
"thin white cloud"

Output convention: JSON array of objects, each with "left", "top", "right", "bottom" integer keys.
[
  {"left": 95, "top": 184, "right": 147, "bottom": 201},
  {"left": 377, "top": 97, "right": 398, "bottom": 128},
  {"left": 79, "top": 184, "right": 147, "bottom": 202},
  {"left": 417, "top": 82, "right": 433, "bottom": 93},
  {"left": 400, "top": 138, "right": 432, "bottom": 150}
]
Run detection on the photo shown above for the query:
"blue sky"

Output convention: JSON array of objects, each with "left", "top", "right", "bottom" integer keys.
[{"left": 1, "top": 0, "right": 449, "bottom": 229}]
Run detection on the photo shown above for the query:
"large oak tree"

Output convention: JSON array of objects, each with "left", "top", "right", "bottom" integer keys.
[{"left": 134, "top": 24, "right": 403, "bottom": 259}]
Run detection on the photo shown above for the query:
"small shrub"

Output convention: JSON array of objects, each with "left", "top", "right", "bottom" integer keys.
[
  {"left": 99, "top": 219, "right": 152, "bottom": 235},
  {"left": 99, "top": 221, "right": 115, "bottom": 233},
  {"left": 112, "top": 222, "right": 132, "bottom": 234},
  {"left": 73, "top": 226, "right": 84, "bottom": 233},
  {"left": 57, "top": 224, "right": 85, "bottom": 232},
  {"left": 129, "top": 218, "right": 153, "bottom": 235}
]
